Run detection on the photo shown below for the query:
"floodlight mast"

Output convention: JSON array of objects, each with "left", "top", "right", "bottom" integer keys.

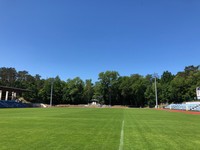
[
  {"left": 153, "top": 73, "right": 158, "bottom": 109},
  {"left": 109, "top": 85, "right": 111, "bottom": 106},
  {"left": 50, "top": 79, "right": 54, "bottom": 107}
]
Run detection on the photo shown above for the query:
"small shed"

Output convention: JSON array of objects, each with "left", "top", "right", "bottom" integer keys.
[{"left": 90, "top": 99, "right": 99, "bottom": 105}]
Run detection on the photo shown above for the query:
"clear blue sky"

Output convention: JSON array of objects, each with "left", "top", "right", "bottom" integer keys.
[{"left": 0, "top": 0, "right": 200, "bottom": 81}]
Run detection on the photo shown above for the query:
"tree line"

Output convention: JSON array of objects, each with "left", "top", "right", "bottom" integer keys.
[{"left": 0, "top": 65, "right": 200, "bottom": 107}]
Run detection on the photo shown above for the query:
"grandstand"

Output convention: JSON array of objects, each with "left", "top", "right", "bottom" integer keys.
[
  {"left": 165, "top": 87, "right": 200, "bottom": 112},
  {"left": 0, "top": 100, "right": 28, "bottom": 108},
  {"left": 0, "top": 86, "right": 30, "bottom": 108},
  {"left": 165, "top": 102, "right": 200, "bottom": 112}
]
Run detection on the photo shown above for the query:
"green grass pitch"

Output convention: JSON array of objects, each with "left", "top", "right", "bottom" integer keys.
[{"left": 0, "top": 108, "right": 200, "bottom": 150}]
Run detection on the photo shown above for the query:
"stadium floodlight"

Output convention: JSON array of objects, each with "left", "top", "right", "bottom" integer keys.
[
  {"left": 153, "top": 73, "right": 158, "bottom": 109},
  {"left": 50, "top": 79, "right": 54, "bottom": 107}
]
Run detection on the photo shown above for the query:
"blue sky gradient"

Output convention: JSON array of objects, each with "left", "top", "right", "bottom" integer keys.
[{"left": 0, "top": 0, "right": 200, "bottom": 81}]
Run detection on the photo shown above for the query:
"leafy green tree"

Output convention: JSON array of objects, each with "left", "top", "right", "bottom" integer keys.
[
  {"left": 93, "top": 81, "right": 104, "bottom": 104},
  {"left": 83, "top": 79, "right": 94, "bottom": 104},
  {"left": 38, "top": 78, "right": 52, "bottom": 104},
  {"left": 144, "top": 74, "right": 158, "bottom": 107},
  {"left": 98, "top": 71, "right": 119, "bottom": 105},
  {"left": 160, "top": 71, "right": 174, "bottom": 84},
  {"left": 129, "top": 74, "right": 148, "bottom": 107},
  {"left": 119, "top": 76, "right": 132, "bottom": 105},
  {"left": 63, "top": 77, "right": 85, "bottom": 104},
  {"left": 52, "top": 76, "right": 65, "bottom": 104},
  {"left": 144, "top": 85, "right": 155, "bottom": 107},
  {"left": 1, "top": 65, "right": 200, "bottom": 106},
  {"left": 159, "top": 71, "right": 174, "bottom": 104},
  {"left": 170, "top": 73, "right": 191, "bottom": 103},
  {"left": 170, "top": 66, "right": 200, "bottom": 103},
  {"left": 0, "top": 67, "right": 17, "bottom": 86},
  {"left": 38, "top": 76, "right": 64, "bottom": 104}
]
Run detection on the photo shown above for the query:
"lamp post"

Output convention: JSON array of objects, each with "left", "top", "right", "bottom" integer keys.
[{"left": 153, "top": 73, "right": 158, "bottom": 109}]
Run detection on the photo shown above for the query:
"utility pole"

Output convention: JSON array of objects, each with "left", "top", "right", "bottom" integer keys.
[{"left": 153, "top": 73, "right": 158, "bottom": 109}]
